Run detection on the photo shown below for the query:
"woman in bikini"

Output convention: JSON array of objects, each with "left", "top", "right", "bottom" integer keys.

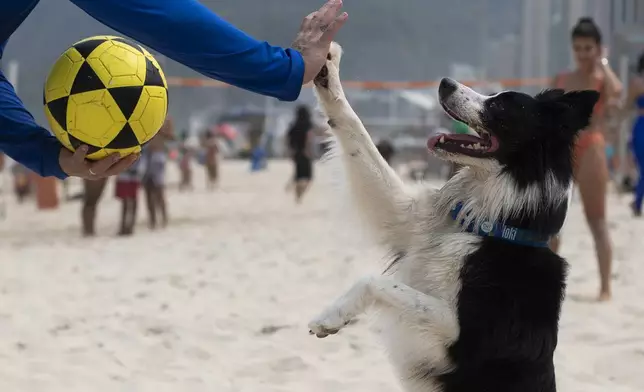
[{"left": 550, "top": 17, "right": 622, "bottom": 302}]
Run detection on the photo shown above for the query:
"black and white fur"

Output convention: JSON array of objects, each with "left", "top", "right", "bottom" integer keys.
[{"left": 307, "top": 43, "right": 599, "bottom": 392}]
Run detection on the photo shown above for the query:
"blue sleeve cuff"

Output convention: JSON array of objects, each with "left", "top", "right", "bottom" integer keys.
[
  {"left": 278, "top": 48, "right": 305, "bottom": 102},
  {"left": 40, "top": 136, "right": 68, "bottom": 180}
]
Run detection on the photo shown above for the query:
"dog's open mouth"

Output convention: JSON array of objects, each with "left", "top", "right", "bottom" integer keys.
[{"left": 428, "top": 103, "right": 499, "bottom": 157}]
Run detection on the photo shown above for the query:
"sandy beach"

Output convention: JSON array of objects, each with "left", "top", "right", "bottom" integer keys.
[{"left": 1, "top": 160, "right": 643, "bottom": 392}]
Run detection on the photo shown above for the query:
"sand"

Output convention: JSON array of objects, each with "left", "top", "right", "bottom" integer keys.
[{"left": 0, "top": 160, "right": 643, "bottom": 392}]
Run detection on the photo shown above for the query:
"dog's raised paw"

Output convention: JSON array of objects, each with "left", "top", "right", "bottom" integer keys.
[
  {"left": 327, "top": 42, "right": 343, "bottom": 66},
  {"left": 314, "top": 65, "right": 329, "bottom": 89},
  {"left": 308, "top": 326, "right": 340, "bottom": 339},
  {"left": 308, "top": 311, "right": 351, "bottom": 338}
]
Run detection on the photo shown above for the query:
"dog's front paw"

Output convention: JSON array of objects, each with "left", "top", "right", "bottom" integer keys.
[
  {"left": 308, "top": 307, "right": 351, "bottom": 338},
  {"left": 313, "top": 42, "right": 343, "bottom": 91},
  {"left": 313, "top": 64, "right": 330, "bottom": 89}
]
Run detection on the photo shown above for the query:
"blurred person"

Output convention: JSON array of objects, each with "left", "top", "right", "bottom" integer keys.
[
  {"left": 115, "top": 156, "right": 144, "bottom": 236},
  {"left": 376, "top": 139, "right": 396, "bottom": 166},
  {"left": 143, "top": 117, "right": 174, "bottom": 229},
  {"left": 1, "top": 0, "right": 346, "bottom": 182},
  {"left": 11, "top": 162, "right": 31, "bottom": 203},
  {"left": 203, "top": 129, "right": 220, "bottom": 190},
  {"left": 621, "top": 52, "right": 644, "bottom": 216},
  {"left": 287, "top": 105, "right": 315, "bottom": 203},
  {"left": 179, "top": 133, "right": 198, "bottom": 192},
  {"left": 550, "top": 17, "right": 622, "bottom": 301}
]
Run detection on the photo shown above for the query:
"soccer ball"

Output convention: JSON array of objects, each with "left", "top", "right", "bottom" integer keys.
[{"left": 44, "top": 35, "right": 168, "bottom": 160}]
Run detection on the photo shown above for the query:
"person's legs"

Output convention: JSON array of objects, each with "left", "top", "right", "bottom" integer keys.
[
  {"left": 210, "top": 162, "right": 219, "bottom": 189},
  {"left": 144, "top": 181, "right": 157, "bottom": 229},
  {"left": 576, "top": 142, "right": 612, "bottom": 301},
  {"left": 179, "top": 166, "right": 187, "bottom": 191},
  {"left": 206, "top": 164, "right": 214, "bottom": 190},
  {"left": 124, "top": 197, "right": 137, "bottom": 234},
  {"left": 15, "top": 173, "right": 29, "bottom": 203},
  {"left": 154, "top": 164, "right": 168, "bottom": 226},
  {"left": 129, "top": 196, "right": 138, "bottom": 233},
  {"left": 295, "top": 180, "right": 310, "bottom": 203},
  {"left": 118, "top": 198, "right": 128, "bottom": 235},
  {"left": 294, "top": 155, "right": 312, "bottom": 203},
  {"left": 82, "top": 178, "right": 108, "bottom": 237},
  {"left": 156, "top": 185, "right": 168, "bottom": 227}
]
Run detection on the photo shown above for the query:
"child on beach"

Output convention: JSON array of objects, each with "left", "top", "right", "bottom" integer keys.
[
  {"left": 178, "top": 135, "right": 197, "bottom": 192},
  {"left": 203, "top": 130, "right": 219, "bottom": 190},
  {"left": 115, "top": 156, "right": 144, "bottom": 236},
  {"left": 143, "top": 118, "right": 174, "bottom": 229}
]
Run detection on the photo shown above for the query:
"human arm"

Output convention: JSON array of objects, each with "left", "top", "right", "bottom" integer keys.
[
  {"left": 0, "top": 72, "right": 66, "bottom": 178},
  {"left": 69, "top": 0, "right": 346, "bottom": 102},
  {"left": 598, "top": 52, "right": 623, "bottom": 104},
  {"left": 612, "top": 77, "right": 642, "bottom": 120}
]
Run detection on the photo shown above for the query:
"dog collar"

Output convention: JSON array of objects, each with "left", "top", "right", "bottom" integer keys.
[{"left": 449, "top": 202, "right": 551, "bottom": 248}]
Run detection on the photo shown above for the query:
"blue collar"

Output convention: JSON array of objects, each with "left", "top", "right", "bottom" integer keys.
[{"left": 449, "top": 202, "right": 551, "bottom": 248}]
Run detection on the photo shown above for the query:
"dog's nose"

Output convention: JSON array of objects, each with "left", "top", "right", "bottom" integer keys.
[{"left": 439, "top": 78, "right": 458, "bottom": 101}]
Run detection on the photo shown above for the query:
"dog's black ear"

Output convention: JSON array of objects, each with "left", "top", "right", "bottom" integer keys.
[{"left": 555, "top": 90, "right": 600, "bottom": 134}]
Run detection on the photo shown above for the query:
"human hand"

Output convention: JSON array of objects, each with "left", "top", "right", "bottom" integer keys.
[
  {"left": 59, "top": 145, "right": 139, "bottom": 180},
  {"left": 292, "top": 0, "right": 348, "bottom": 85},
  {"left": 597, "top": 46, "right": 610, "bottom": 68}
]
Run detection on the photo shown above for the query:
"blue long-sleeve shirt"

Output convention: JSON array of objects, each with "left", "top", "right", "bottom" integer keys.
[{"left": 0, "top": 0, "right": 305, "bottom": 179}]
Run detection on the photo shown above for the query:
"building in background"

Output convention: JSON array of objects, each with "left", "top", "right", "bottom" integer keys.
[
  {"left": 520, "top": 0, "right": 553, "bottom": 82},
  {"left": 485, "top": 35, "right": 520, "bottom": 81}
]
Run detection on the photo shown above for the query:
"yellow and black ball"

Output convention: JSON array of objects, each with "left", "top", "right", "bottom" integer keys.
[{"left": 44, "top": 35, "right": 168, "bottom": 160}]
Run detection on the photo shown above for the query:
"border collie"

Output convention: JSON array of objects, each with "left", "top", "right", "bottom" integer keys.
[{"left": 307, "top": 43, "right": 598, "bottom": 392}]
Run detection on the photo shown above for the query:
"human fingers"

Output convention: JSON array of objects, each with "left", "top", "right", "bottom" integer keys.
[
  {"left": 321, "top": 12, "right": 348, "bottom": 43},
  {"left": 300, "top": 11, "right": 316, "bottom": 30},
  {"left": 72, "top": 145, "right": 89, "bottom": 165},
  {"left": 316, "top": 0, "right": 343, "bottom": 27},
  {"left": 87, "top": 153, "right": 123, "bottom": 177},
  {"left": 102, "top": 154, "right": 140, "bottom": 177}
]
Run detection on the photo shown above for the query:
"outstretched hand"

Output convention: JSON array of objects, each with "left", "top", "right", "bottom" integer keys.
[
  {"left": 59, "top": 145, "right": 139, "bottom": 180},
  {"left": 293, "top": 0, "right": 348, "bottom": 85}
]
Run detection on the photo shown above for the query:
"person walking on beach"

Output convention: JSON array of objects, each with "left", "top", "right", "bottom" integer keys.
[
  {"left": 1, "top": 0, "right": 347, "bottom": 183},
  {"left": 178, "top": 132, "right": 198, "bottom": 192},
  {"left": 621, "top": 52, "right": 644, "bottom": 217},
  {"left": 142, "top": 117, "right": 174, "bottom": 229},
  {"left": 549, "top": 18, "right": 622, "bottom": 302},
  {"left": 287, "top": 105, "right": 315, "bottom": 204},
  {"left": 115, "top": 156, "right": 144, "bottom": 236},
  {"left": 203, "top": 129, "right": 220, "bottom": 190}
]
